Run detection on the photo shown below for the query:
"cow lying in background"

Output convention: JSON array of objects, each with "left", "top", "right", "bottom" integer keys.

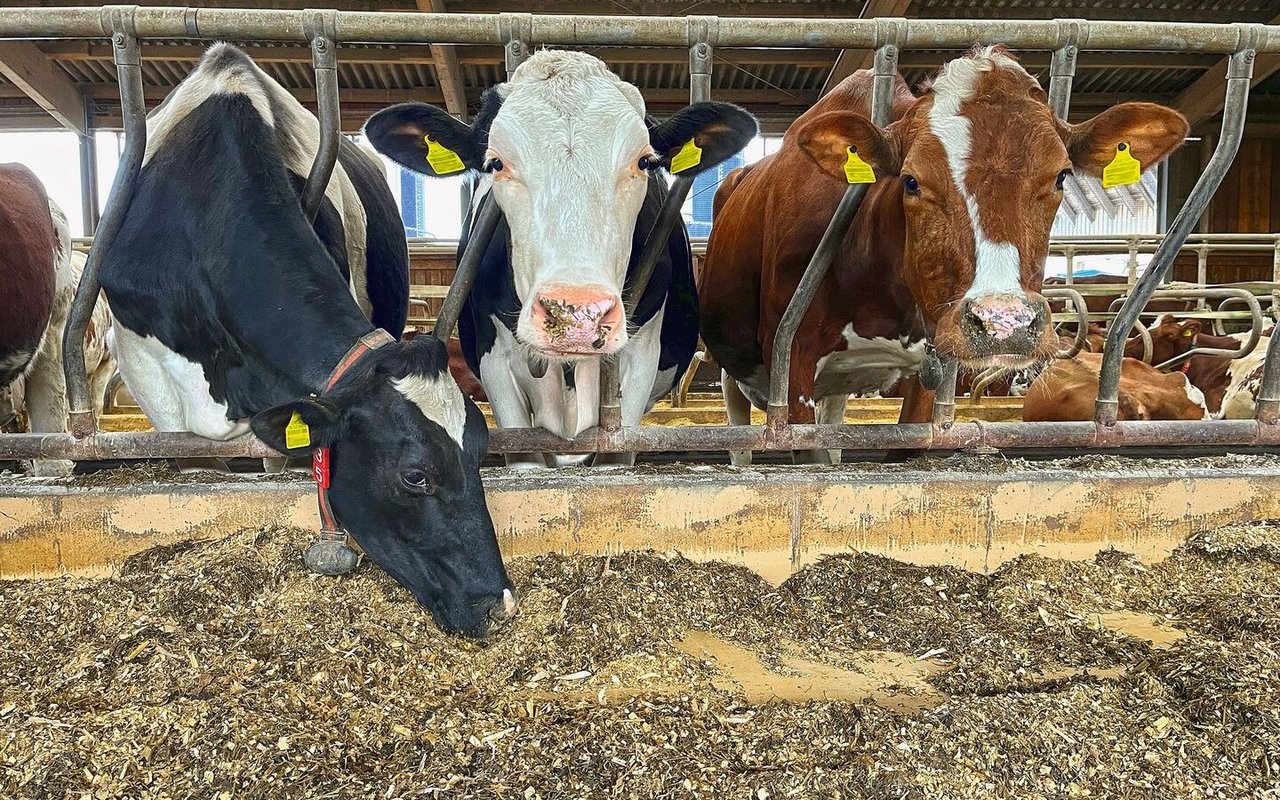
[
  {"left": 368, "top": 50, "right": 756, "bottom": 467},
  {"left": 97, "top": 44, "right": 513, "bottom": 638},
  {"left": 701, "top": 46, "right": 1187, "bottom": 463},
  {"left": 1022, "top": 352, "right": 1208, "bottom": 421}
]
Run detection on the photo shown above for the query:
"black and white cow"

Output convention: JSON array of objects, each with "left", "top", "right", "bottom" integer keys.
[
  {"left": 367, "top": 51, "right": 757, "bottom": 466},
  {"left": 99, "top": 44, "right": 514, "bottom": 638}
]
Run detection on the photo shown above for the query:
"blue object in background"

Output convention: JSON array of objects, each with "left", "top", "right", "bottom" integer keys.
[
  {"left": 400, "top": 168, "right": 427, "bottom": 237},
  {"left": 688, "top": 151, "right": 746, "bottom": 238}
]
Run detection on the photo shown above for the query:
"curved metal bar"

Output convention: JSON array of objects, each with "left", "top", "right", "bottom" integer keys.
[
  {"left": 433, "top": 197, "right": 501, "bottom": 341},
  {"left": 1044, "top": 287, "right": 1090, "bottom": 359},
  {"left": 1095, "top": 48, "right": 1254, "bottom": 425},
  {"left": 62, "top": 6, "right": 144, "bottom": 439},
  {"left": 767, "top": 40, "right": 900, "bottom": 428},
  {"left": 300, "top": 11, "right": 340, "bottom": 224}
]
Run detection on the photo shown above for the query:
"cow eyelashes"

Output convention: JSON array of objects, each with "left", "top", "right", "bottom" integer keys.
[
  {"left": 902, "top": 174, "right": 921, "bottom": 196},
  {"left": 400, "top": 468, "right": 438, "bottom": 496},
  {"left": 1056, "top": 168, "right": 1072, "bottom": 190},
  {"left": 483, "top": 158, "right": 505, "bottom": 174}
]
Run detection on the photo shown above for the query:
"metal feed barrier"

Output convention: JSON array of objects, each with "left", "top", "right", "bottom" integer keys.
[{"left": 2, "top": 8, "right": 1280, "bottom": 463}]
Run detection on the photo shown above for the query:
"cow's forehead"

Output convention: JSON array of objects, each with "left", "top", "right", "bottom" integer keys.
[{"left": 489, "top": 51, "right": 648, "bottom": 157}]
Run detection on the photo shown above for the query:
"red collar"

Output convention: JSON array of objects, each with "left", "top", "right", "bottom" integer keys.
[{"left": 313, "top": 329, "right": 396, "bottom": 538}]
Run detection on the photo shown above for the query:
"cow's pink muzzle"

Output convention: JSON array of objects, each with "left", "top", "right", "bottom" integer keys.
[{"left": 529, "top": 286, "right": 625, "bottom": 355}]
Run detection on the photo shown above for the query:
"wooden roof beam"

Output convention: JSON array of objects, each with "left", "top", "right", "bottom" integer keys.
[
  {"left": 1173, "top": 11, "right": 1280, "bottom": 129},
  {"left": 416, "top": 0, "right": 468, "bottom": 121},
  {"left": 0, "top": 40, "right": 86, "bottom": 133},
  {"left": 819, "top": 0, "right": 912, "bottom": 98}
]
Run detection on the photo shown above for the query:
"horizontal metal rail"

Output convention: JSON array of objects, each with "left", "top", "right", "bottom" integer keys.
[
  {"left": 5, "top": 419, "right": 1280, "bottom": 462},
  {"left": 2, "top": 9, "right": 1278, "bottom": 53}
]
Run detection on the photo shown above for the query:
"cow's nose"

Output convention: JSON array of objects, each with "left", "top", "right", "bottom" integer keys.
[
  {"left": 530, "top": 286, "right": 624, "bottom": 354},
  {"left": 484, "top": 588, "right": 519, "bottom": 624},
  {"left": 963, "top": 294, "right": 1044, "bottom": 341}
]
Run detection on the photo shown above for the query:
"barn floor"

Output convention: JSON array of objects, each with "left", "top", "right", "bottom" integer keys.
[{"left": 2, "top": 523, "right": 1278, "bottom": 798}]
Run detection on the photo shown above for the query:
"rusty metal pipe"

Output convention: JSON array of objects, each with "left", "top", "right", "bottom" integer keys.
[{"left": 1095, "top": 48, "right": 1254, "bottom": 425}]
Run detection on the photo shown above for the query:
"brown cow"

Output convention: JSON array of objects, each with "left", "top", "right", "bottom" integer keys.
[
  {"left": 0, "top": 164, "right": 57, "bottom": 391},
  {"left": 1023, "top": 352, "right": 1207, "bottom": 422},
  {"left": 701, "top": 47, "right": 1187, "bottom": 462}
]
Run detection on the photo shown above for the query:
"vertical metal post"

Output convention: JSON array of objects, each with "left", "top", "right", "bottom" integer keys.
[
  {"left": 1255, "top": 329, "right": 1280, "bottom": 425},
  {"left": 1126, "top": 235, "right": 1139, "bottom": 285},
  {"left": 1065, "top": 247, "right": 1076, "bottom": 284},
  {"left": 766, "top": 35, "right": 900, "bottom": 429},
  {"left": 301, "top": 10, "right": 340, "bottom": 224},
  {"left": 1196, "top": 245, "right": 1209, "bottom": 308},
  {"left": 78, "top": 122, "right": 100, "bottom": 235},
  {"left": 1095, "top": 47, "right": 1255, "bottom": 426},
  {"left": 63, "top": 5, "right": 144, "bottom": 439}
]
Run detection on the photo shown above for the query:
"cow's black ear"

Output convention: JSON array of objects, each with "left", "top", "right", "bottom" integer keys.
[
  {"left": 649, "top": 102, "right": 758, "bottom": 177},
  {"left": 365, "top": 102, "right": 484, "bottom": 177},
  {"left": 251, "top": 396, "right": 343, "bottom": 457}
]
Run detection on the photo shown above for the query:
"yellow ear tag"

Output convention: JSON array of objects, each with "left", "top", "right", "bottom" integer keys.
[
  {"left": 1182, "top": 328, "right": 1195, "bottom": 338},
  {"left": 1101, "top": 142, "right": 1141, "bottom": 189},
  {"left": 670, "top": 138, "right": 703, "bottom": 174},
  {"left": 843, "top": 147, "right": 876, "bottom": 184},
  {"left": 285, "top": 411, "right": 311, "bottom": 450},
  {"left": 424, "top": 136, "right": 466, "bottom": 175}
]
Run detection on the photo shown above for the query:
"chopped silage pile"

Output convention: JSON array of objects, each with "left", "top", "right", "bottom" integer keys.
[{"left": 2, "top": 522, "right": 1279, "bottom": 799}]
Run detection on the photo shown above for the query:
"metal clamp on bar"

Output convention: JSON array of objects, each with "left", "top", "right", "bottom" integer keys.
[
  {"left": 301, "top": 9, "right": 339, "bottom": 224},
  {"left": 1048, "top": 18, "right": 1085, "bottom": 118},
  {"left": 1094, "top": 46, "right": 1255, "bottom": 426},
  {"left": 930, "top": 359, "right": 960, "bottom": 429},
  {"left": 686, "top": 15, "right": 717, "bottom": 104},
  {"left": 765, "top": 36, "right": 901, "bottom": 432},
  {"left": 63, "top": 5, "right": 143, "bottom": 439},
  {"left": 498, "top": 12, "right": 531, "bottom": 80}
]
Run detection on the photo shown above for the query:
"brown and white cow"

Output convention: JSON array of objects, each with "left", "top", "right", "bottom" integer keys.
[
  {"left": 701, "top": 47, "right": 1187, "bottom": 461},
  {"left": 0, "top": 164, "right": 57, "bottom": 393},
  {"left": 1, "top": 198, "right": 116, "bottom": 476},
  {"left": 1022, "top": 352, "right": 1208, "bottom": 422}
]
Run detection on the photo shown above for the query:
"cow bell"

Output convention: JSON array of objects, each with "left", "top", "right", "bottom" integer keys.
[{"left": 304, "top": 531, "right": 360, "bottom": 576}]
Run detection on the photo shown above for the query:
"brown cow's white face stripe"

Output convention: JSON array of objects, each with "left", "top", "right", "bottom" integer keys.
[{"left": 926, "top": 48, "right": 1028, "bottom": 302}]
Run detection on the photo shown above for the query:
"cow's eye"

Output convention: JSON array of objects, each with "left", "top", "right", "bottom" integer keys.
[
  {"left": 1056, "top": 168, "right": 1072, "bottom": 190},
  {"left": 902, "top": 174, "right": 920, "bottom": 195},
  {"left": 484, "top": 158, "right": 504, "bottom": 174},
  {"left": 638, "top": 154, "right": 659, "bottom": 172},
  {"left": 401, "top": 468, "right": 436, "bottom": 496}
]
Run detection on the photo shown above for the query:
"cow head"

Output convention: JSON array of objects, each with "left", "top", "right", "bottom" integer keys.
[
  {"left": 251, "top": 335, "right": 514, "bottom": 639},
  {"left": 796, "top": 47, "right": 1188, "bottom": 372},
  {"left": 367, "top": 50, "right": 756, "bottom": 359},
  {"left": 1147, "top": 315, "right": 1201, "bottom": 366}
]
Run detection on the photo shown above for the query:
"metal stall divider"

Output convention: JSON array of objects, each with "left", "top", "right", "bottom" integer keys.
[
  {"left": 300, "top": 9, "right": 340, "bottom": 225},
  {"left": 765, "top": 22, "right": 904, "bottom": 454},
  {"left": 62, "top": 5, "right": 144, "bottom": 440},
  {"left": 1094, "top": 38, "right": 1259, "bottom": 426},
  {"left": 596, "top": 17, "right": 716, "bottom": 447}
]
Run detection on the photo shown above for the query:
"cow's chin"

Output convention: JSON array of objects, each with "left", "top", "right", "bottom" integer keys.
[
  {"left": 518, "top": 335, "right": 629, "bottom": 363},
  {"left": 960, "top": 353, "right": 1044, "bottom": 372}
]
